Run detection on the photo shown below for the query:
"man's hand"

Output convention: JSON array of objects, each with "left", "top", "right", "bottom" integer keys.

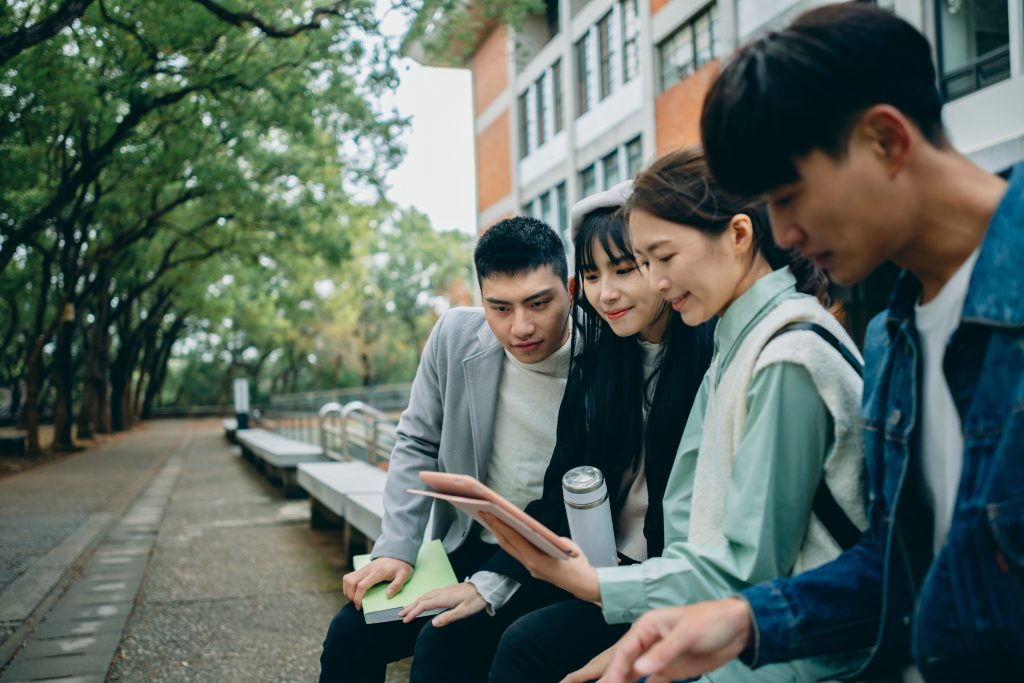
[
  {"left": 398, "top": 581, "right": 487, "bottom": 627},
  {"left": 560, "top": 643, "right": 615, "bottom": 683},
  {"left": 479, "top": 511, "right": 600, "bottom": 602},
  {"left": 342, "top": 557, "right": 414, "bottom": 611},
  {"left": 599, "top": 598, "right": 753, "bottom": 683}
]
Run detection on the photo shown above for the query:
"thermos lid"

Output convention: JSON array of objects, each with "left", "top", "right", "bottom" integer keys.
[{"left": 562, "top": 466, "right": 605, "bottom": 495}]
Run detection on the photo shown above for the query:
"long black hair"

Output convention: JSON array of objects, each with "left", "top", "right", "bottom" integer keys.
[{"left": 552, "top": 207, "right": 713, "bottom": 557}]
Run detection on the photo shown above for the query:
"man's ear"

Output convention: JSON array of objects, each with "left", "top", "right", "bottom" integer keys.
[
  {"left": 859, "top": 104, "right": 913, "bottom": 176},
  {"left": 727, "top": 213, "right": 755, "bottom": 257}
]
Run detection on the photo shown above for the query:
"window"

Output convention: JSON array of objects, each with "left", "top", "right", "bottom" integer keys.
[
  {"left": 545, "top": 0, "right": 560, "bottom": 38},
  {"left": 936, "top": 0, "right": 1010, "bottom": 101},
  {"left": 575, "top": 36, "right": 592, "bottom": 116},
  {"left": 521, "top": 201, "right": 534, "bottom": 218},
  {"left": 518, "top": 92, "right": 531, "bottom": 159},
  {"left": 535, "top": 72, "right": 549, "bottom": 148},
  {"left": 621, "top": 0, "right": 640, "bottom": 83},
  {"left": 539, "top": 191, "right": 553, "bottom": 228},
  {"left": 579, "top": 164, "right": 597, "bottom": 198},
  {"left": 694, "top": 4, "right": 716, "bottom": 68},
  {"left": 659, "top": 21, "right": 694, "bottom": 90},
  {"left": 659, "top": 3, "right": 717, "bottom": 92},
  {"left": 602, "top": 150, "right": 621, "bottom": 189},
  {"left": 552, "top": 59, "right": 564, "bottom": 134},
  {"left": 625, "top": 136, "right": 643, "bottom": 177},
  {"left": 555, "top": 182, "right": 568, "bottom": 248},
  {"left": 597, "top": 12, "right": 615, "bottom": 100}
]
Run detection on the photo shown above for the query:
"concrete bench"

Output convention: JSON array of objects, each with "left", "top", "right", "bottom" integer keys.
[
  {"left": 297, "top": 461, "right": 388, "bottom": 560},
  {"left": 236, "top": 428, "right": 328, "bottom": 496},
  {"left": 223, "top": 419, "right": 238, "bottom": 443}
]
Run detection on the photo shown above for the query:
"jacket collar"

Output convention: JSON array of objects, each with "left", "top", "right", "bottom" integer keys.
[{"left": 885, "top": 163, "right": 1024, "bottom": 335}]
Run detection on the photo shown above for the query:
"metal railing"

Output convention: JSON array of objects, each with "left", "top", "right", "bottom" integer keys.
[
  {"left": 318, "top": 401, "right": 397, "bottom": 466},
  {"left": 264, "top": 409, "right": 322, "bottom": 445},
  {"left": 269, "top": 383, "right": 412, "bottom": 414}
]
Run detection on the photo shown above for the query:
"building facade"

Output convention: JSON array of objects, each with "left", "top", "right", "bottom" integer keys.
[
  {"left": 409, "top": 0, "right": 1022, "bottom": 340},
  {"left": 449, "top": 0, "right": 1022, "bottom": 251}
]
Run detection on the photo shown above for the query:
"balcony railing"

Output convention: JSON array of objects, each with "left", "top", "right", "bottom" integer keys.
[{"left": 941, "top": 46, "right": 1011, "bottom": 102}]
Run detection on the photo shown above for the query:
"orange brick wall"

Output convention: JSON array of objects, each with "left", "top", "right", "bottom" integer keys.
[
  {"left": 479, "top": 211, "right": 515, "bottom": 235},
  {"left": 476, "top": 110, "right": 512, "bottom": 214},
  {"left": 650, "top": 0, "right": 671, "bottom": 16},
  {"left": 472, "top": 26, "right": 508, "bottom": 117},
  {"left": 654, "top": 60, "right": 719, "bottom": 154}
]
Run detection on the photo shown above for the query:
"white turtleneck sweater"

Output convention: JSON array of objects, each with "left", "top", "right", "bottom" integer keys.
[
  {"left": 481, "top": 337, "right": 573, "bottom": 539},
  {"left": 470, "top": 336, "right": 572, "bottom": 611}
]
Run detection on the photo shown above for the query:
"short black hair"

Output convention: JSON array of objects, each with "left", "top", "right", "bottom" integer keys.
[
  {"left": 702, "top": 1, "right": 947, "bottom": 197},
  {"left": 474, "top": 215, "right": 568, "bottom": 286}
]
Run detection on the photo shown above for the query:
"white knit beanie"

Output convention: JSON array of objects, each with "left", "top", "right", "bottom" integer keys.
[{"left": 568, "top": 180, "right": 633, "bottom": 246}]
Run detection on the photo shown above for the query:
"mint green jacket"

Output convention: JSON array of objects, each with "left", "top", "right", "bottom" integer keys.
[{"left": 598, "top": 269, "right": 858, "bottom": 681}]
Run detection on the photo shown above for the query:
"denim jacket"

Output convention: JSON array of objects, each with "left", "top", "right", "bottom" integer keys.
[{"left": 740, "top": 164, "right": 1024, "bottom": 681}]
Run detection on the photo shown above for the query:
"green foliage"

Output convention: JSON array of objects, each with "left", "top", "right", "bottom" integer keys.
[
  {"left": 161, "top": 205, "right": 474, "bottom": 406},
  {"left": 403, "top": 0, "right": 544, "bottom": 65},
  {"left": 0, "top": 0, "right": 479, "bottom": 433}
]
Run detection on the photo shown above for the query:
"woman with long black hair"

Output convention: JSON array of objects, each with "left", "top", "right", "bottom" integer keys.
[
  {"left": 401, "top": 183, "right": 713, "bottom": 683},
  {"left": 483, "top": 148, "right": 868, "bottom": 682}
]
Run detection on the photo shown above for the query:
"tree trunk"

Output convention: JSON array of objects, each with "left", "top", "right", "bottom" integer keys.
[
  {"left": 141, "top": 318, "right": 183, "bottom": 420},
  {"left": 110, "top": 369, "right": 132, "bottom": 431},
  {"left": 76, "top": 317, "right": 98, "bottom": 440},
  {"left": 110, "top": 288, "right": 174, "bottom": 430},
  {"left": 132, "top": 327, "right": 158, "bottom": 421},
  {"left": 77, "top": 265, "right": 112, "bottom": 438},
  {"left": 77, "top": 378, "right": 96, "bottom": 439},
  {"left": 109, "top": 357, "right": 130, "bottom": 431},
  {"left": 51, "top": 312, "right": 76, "bottom": 451},
  {"left": 24, "top": 337, "right": 44, "bottom": 454},
  {"left": 22, "top": 252, "right": 54, "bottom": 453},
  {"left": 360, "top": 348, "right": 372, "bottom": 387},
  {"left": 8, "top": 380, "right": 21, "bottom": 418},
  {"left": 96, "top": 323, "right": 112, "bottom": 433}
]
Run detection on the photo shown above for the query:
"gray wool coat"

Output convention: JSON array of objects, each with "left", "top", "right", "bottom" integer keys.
[{"left": 371, "top": 307, "right": 506, "bottom": 566}]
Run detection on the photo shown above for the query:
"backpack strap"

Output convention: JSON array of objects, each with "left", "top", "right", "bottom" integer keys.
[{"left": 765, "top": 321, "right": 863, "bottom": 551}]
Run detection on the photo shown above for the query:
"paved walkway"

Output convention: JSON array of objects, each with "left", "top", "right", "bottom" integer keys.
[{"left": 0, "top": 419, "right": 410, "bottom": 682}]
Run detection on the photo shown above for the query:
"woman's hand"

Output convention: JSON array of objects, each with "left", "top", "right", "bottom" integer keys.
[
  {"left": 397, "top": 581, "right": 487, "bottom": 627},
  {"left": 560, "top": 643, "right": 614, "bottom": 683},
  {"left": 479, "top": 512, "right": 600, "bottom": 602}
]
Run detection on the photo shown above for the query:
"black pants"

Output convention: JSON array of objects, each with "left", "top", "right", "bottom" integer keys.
[
  {"left": 488, "top": 599, "right": 630, "bottom": 683},
  {"left": 318, "top": 538, "right": 495, "bottom": 683},
  {"left": 409, "top": 579, "right": 569, "bottom": 683}
]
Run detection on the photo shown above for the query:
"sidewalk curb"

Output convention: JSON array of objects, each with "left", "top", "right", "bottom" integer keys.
[{"left": 0, "top": 432, "right": 188, "bottom": 674}]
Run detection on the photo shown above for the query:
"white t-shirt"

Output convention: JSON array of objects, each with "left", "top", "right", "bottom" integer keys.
[
  {"left": 913, "top": 247, "right": 979, "bottom": 555},
  {"left": 902, "top": 248, "right": 979, "bottom": 683},
  {"left": 615, "top": 339, "right": 662, "bottom": 562}
]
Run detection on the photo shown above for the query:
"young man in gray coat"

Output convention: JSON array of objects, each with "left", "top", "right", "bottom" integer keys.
[{"left": 319, "top": 216, "right": 575, "bottom": 682}]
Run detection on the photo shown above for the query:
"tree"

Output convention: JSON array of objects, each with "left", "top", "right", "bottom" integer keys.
[
  {"left": 1, "top": 0, "right": 402, "bottom": 451},
  {"left": 0, "top": 0, "right": 536, "bottom": 452}
]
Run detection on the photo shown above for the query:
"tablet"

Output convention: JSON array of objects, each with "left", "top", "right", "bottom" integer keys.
[{"left": 409, "top": 471, "right": 575, "bottom": 560}]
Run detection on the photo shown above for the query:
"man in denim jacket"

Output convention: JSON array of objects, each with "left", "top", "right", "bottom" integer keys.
[{"left": 599, "top": 4, "right": 1022, "bottom": 682}]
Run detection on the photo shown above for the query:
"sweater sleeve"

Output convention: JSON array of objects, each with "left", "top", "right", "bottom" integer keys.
[{"left": 598, "top": 362, "right": 832, "bottom": 623}]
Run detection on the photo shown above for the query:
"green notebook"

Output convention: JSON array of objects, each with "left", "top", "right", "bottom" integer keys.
[{"left": 353, "top": 540, "right": 458, "bottom": 624}]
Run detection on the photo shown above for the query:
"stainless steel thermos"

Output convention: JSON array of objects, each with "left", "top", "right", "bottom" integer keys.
[{"left": 562, "top": 466, "right": 618, "bottom": 567}]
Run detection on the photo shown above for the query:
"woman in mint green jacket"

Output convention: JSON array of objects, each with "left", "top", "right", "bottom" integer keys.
[{"left": 483, "top": 147, "right": 867, "bottom": 682}]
